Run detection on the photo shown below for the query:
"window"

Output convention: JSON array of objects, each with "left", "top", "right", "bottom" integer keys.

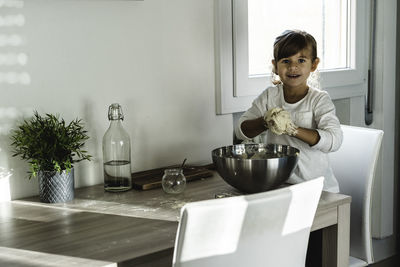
[
  {"left": 248, "top": 0, "right": 348, "bottom": 76},
  {"left": 215, "top": 0, "right": 369, "bottom": 114}
]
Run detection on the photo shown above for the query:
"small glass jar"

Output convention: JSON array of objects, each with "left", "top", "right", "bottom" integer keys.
[{"left": 162, "top": 168, "right": 186, "bottom": 194}]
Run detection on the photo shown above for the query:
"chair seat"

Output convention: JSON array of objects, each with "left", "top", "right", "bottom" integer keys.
[{"left": 349, "top": 256, "right": 368, "bottom": 267}]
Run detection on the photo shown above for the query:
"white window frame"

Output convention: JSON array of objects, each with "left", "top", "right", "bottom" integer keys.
[{"left": 215, "top": 0, "right": 370, "bottom": 114}]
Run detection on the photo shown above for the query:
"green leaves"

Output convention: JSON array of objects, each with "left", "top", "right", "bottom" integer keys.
[{"left": 10, "top": 111, "right": 92, "bottom": 179}]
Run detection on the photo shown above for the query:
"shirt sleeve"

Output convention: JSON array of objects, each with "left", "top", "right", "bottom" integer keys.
[
  {"left": 311, "top": 92, "right": 343, "bottom": 153},
  {"left": 234, "top": 91, "right": 268, "bottom": 141}
]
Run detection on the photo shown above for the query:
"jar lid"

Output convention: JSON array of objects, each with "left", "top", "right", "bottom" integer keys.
[{"left": 108, "top": 103, "right": 124, "bottom": 120}]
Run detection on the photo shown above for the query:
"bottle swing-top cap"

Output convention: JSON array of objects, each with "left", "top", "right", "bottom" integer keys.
[{"left": 108, "top": 103, "right": 124, "bottom": 121}]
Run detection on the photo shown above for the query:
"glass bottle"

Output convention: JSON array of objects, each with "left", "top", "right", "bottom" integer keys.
[
  {"left": 162, "top": 168, "right": 186, "bottom": 194},
  {"left": 102, "top": 103, "right": 132, "bottom": 192}
]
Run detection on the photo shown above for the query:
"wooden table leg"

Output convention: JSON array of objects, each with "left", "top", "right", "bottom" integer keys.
[
  {"left": 337, "top": 203, "right": 350, "bottom": 267},
  {"left": 322, "top": 203, "right": 350, "bottom": 267}
]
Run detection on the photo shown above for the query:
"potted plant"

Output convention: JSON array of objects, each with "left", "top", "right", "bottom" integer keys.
[{"left": 10, "top": 111, "right": 91, "bottom": 203}]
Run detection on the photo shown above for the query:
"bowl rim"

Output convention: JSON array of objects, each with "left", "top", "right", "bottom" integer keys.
[{"left": 211, "top": 143, "right": 300, "bottom": 160}]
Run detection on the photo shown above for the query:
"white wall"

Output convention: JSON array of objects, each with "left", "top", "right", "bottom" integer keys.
[
  {"left": 345, "top": 0, "right": 397, "bottom": 260},
  {"left": 369, "top": 0, "right": 397, "bottom": 260},
  {"left": 0, "top": 0, "right": 233, "bottom": 199},
  {"left": 370, "top": 0, "right": 397, "bottom": 240}
]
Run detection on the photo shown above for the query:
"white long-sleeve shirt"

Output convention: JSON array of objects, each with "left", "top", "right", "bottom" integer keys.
[{"left": 235, "top": 84, "right": 343, "bottom": 193}]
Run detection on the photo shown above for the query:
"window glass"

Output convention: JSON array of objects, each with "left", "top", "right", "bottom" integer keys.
[{"left": 248, "top": 0, "right": 348, "bottom": 76}]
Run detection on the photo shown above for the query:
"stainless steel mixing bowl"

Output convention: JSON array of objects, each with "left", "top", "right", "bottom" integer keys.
[{"left": 211, "top": 144, "right": 299, "bottom": 193}]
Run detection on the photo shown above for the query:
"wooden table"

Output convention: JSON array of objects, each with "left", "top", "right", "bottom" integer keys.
[{"left": 2, "top": 172, "right": 350, "bottom": 267}]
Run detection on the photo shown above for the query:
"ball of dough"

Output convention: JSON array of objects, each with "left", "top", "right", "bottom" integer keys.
[{"left": 264, "top": 108, "right": 297, "bottom": 136}]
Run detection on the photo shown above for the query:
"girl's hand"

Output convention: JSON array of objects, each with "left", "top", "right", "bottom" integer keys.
[
  {"left": 240, "top": 117, "right": 267, "bottom": 139},
  {"left": 292, "top": 127, "right": 320, "bottom": 146}
]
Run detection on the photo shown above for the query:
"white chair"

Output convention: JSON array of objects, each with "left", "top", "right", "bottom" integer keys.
[
  {"left": 328, "top": 125, "right": 383, "bottom": 267},
  {"left": 172, "top": 177, "right": 324, "bottom": 267}
]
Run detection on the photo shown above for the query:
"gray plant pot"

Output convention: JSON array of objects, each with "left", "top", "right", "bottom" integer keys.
[{"left": 38, "top": 168, "right": 74, "bottom": 203}]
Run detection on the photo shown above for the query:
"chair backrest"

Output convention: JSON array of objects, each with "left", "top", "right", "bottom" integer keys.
[
  {"left": 328, "top": 125, "right": 383, "bottom": 264},
  {"left": 172, "top": 177, "right": 324, "bottom": 267}
]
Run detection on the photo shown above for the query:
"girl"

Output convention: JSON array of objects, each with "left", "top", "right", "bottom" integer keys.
[{"left": 234, "top": 30, "right": 343, "bottom": 193}]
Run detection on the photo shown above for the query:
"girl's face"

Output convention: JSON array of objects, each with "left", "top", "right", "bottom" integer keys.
[{"left": 272, "top": 48, "right": 319, "bottom": 91}]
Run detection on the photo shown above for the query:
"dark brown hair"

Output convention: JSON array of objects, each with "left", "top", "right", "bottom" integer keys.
[{"left": 273, "top": 30, "right": 318, "bottom": 62}]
